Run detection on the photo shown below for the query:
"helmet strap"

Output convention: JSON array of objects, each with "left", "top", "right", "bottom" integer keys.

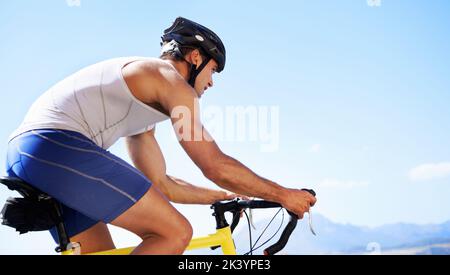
[
  {"left": 187, "top": 56, "right": 211, "bottom": 88},
  {"left": 164, "top": 40, "right": 211, "bottom": 88}
]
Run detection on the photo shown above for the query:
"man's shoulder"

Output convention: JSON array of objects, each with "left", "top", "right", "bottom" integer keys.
[
  {"left": 124, "top": 57, "right": 182, "bottom": 84},
  {"left": 122, "top": 57, "right": 191, "bottom": 103}
]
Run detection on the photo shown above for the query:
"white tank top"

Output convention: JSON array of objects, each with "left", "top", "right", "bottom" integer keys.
[{"left": 9, "top": 56, "right": 170, "bottom": 149}]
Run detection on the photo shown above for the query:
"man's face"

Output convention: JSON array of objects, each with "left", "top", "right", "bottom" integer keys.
[{"left": 191, "top": 55, "right": 218, "bottom": 98}]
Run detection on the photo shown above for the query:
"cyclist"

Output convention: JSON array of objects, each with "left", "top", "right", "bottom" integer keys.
[{"left": 5, "top": 17, "right": 316, "bottom": 254}]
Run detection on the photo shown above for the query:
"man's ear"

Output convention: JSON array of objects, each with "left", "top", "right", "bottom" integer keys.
[{"left": 189, "top": 49, "right": 203, "bottom": 69}]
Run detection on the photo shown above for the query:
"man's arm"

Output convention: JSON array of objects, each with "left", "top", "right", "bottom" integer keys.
[
  {"left": 167, "top": 175, "right": 237, "bottom": 204},
  {"left": 125, "top": 127, "right": 234, "bottom": 204},
  {"left": 153, "top": 64, "right": 316, "bottom": 218}
]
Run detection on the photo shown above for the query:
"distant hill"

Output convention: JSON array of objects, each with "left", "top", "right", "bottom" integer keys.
[{"left": 227, "top": 213, "right": 450, "bottom": 255}]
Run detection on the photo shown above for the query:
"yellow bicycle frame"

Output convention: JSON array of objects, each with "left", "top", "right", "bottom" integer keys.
[{"left": 62, "top": 226, "right": 236, "bottom": 255}]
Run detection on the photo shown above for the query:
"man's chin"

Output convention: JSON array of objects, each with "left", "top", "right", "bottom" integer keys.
[{"left": 194, "top": 89, "right": 202, "bottom": 97}]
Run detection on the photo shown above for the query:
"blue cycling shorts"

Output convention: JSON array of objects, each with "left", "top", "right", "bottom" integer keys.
[{"left": 5, "top": 129, "right": 152, "bottom": 243}]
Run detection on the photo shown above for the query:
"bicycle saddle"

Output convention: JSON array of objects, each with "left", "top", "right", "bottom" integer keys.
[{"left": 0, "top": 176, "right": 51, "bottom": 200}]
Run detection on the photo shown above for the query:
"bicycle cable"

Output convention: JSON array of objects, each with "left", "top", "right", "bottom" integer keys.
[
  {"left": 249, "top": 209, "right": 285, "bottom": 253},
  {"left": 243, "top": 208, "right": 285, "bottom": 255},
  {"left": 243, "top": 210, "right": 253, "bottom": 255}
]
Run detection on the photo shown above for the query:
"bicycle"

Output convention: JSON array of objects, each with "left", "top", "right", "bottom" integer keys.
[{"left": 0, "top": 176, "right": 316, "bottom": 255}]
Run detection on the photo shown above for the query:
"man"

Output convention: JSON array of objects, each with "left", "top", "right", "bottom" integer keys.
[{"left": 5, "top": 17, "right": 316, "bottom": 254}]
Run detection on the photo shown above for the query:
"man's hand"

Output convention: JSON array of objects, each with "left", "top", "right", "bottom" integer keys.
[{"left": 280, "top": 188, "right": 317, "bottom": 219}]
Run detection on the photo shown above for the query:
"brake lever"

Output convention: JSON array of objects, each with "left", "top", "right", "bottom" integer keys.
[
  {"left": 248, "top": 208, "right": 257, "bottom": 230},
  {"left": 308, "top": 210, "right": 316, "bottom": 236},
  {"left": 301, "top": 189, "right": 317, "bottom": 236}
]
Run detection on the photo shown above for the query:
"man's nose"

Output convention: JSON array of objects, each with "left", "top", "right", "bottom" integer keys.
[{"left": 208, "top": 79, "right": 213, "bottom": 88}]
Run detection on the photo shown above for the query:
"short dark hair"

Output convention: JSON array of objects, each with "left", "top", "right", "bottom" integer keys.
[{"left": 160, "top": 42, "right": 207, "bottom": 62}]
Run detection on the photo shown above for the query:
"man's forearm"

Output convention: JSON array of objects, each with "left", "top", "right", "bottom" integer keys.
[
  {"left": 163, "top": 175, "right": 228, "bottom": 204},
  {"left": 207, "top": 155, "right": 288, "bottom": 203}
]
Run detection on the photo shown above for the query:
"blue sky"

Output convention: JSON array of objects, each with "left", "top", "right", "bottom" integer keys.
[{"left": 1, "top": 0, "right": 450, "bottom": 254}]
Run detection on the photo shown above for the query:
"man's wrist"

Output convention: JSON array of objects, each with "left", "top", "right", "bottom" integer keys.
[
  {"left": 270, "top": 186, "right": 289, "bottom": 204},
  {"left": 210, "top": 190, "right": 227, "bottom": 203}
]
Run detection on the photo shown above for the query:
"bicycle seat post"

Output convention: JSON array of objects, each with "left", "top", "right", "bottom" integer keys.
[{"left": 52, "top": 201, "right": 70, "bottom": 253}]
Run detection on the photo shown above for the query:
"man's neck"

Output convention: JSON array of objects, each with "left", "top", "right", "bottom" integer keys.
[{"left": 163, "top": 59, "right": 190, "bottom": 81}]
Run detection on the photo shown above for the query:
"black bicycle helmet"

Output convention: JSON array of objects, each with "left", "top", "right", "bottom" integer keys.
[{"left": 161, "top": 17, "right": 226, "bottom": 87}]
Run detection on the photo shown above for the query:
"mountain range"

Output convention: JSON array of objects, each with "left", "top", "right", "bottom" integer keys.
[{"left": 226, "top": 213, "right": 450, "bottom": 255}]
